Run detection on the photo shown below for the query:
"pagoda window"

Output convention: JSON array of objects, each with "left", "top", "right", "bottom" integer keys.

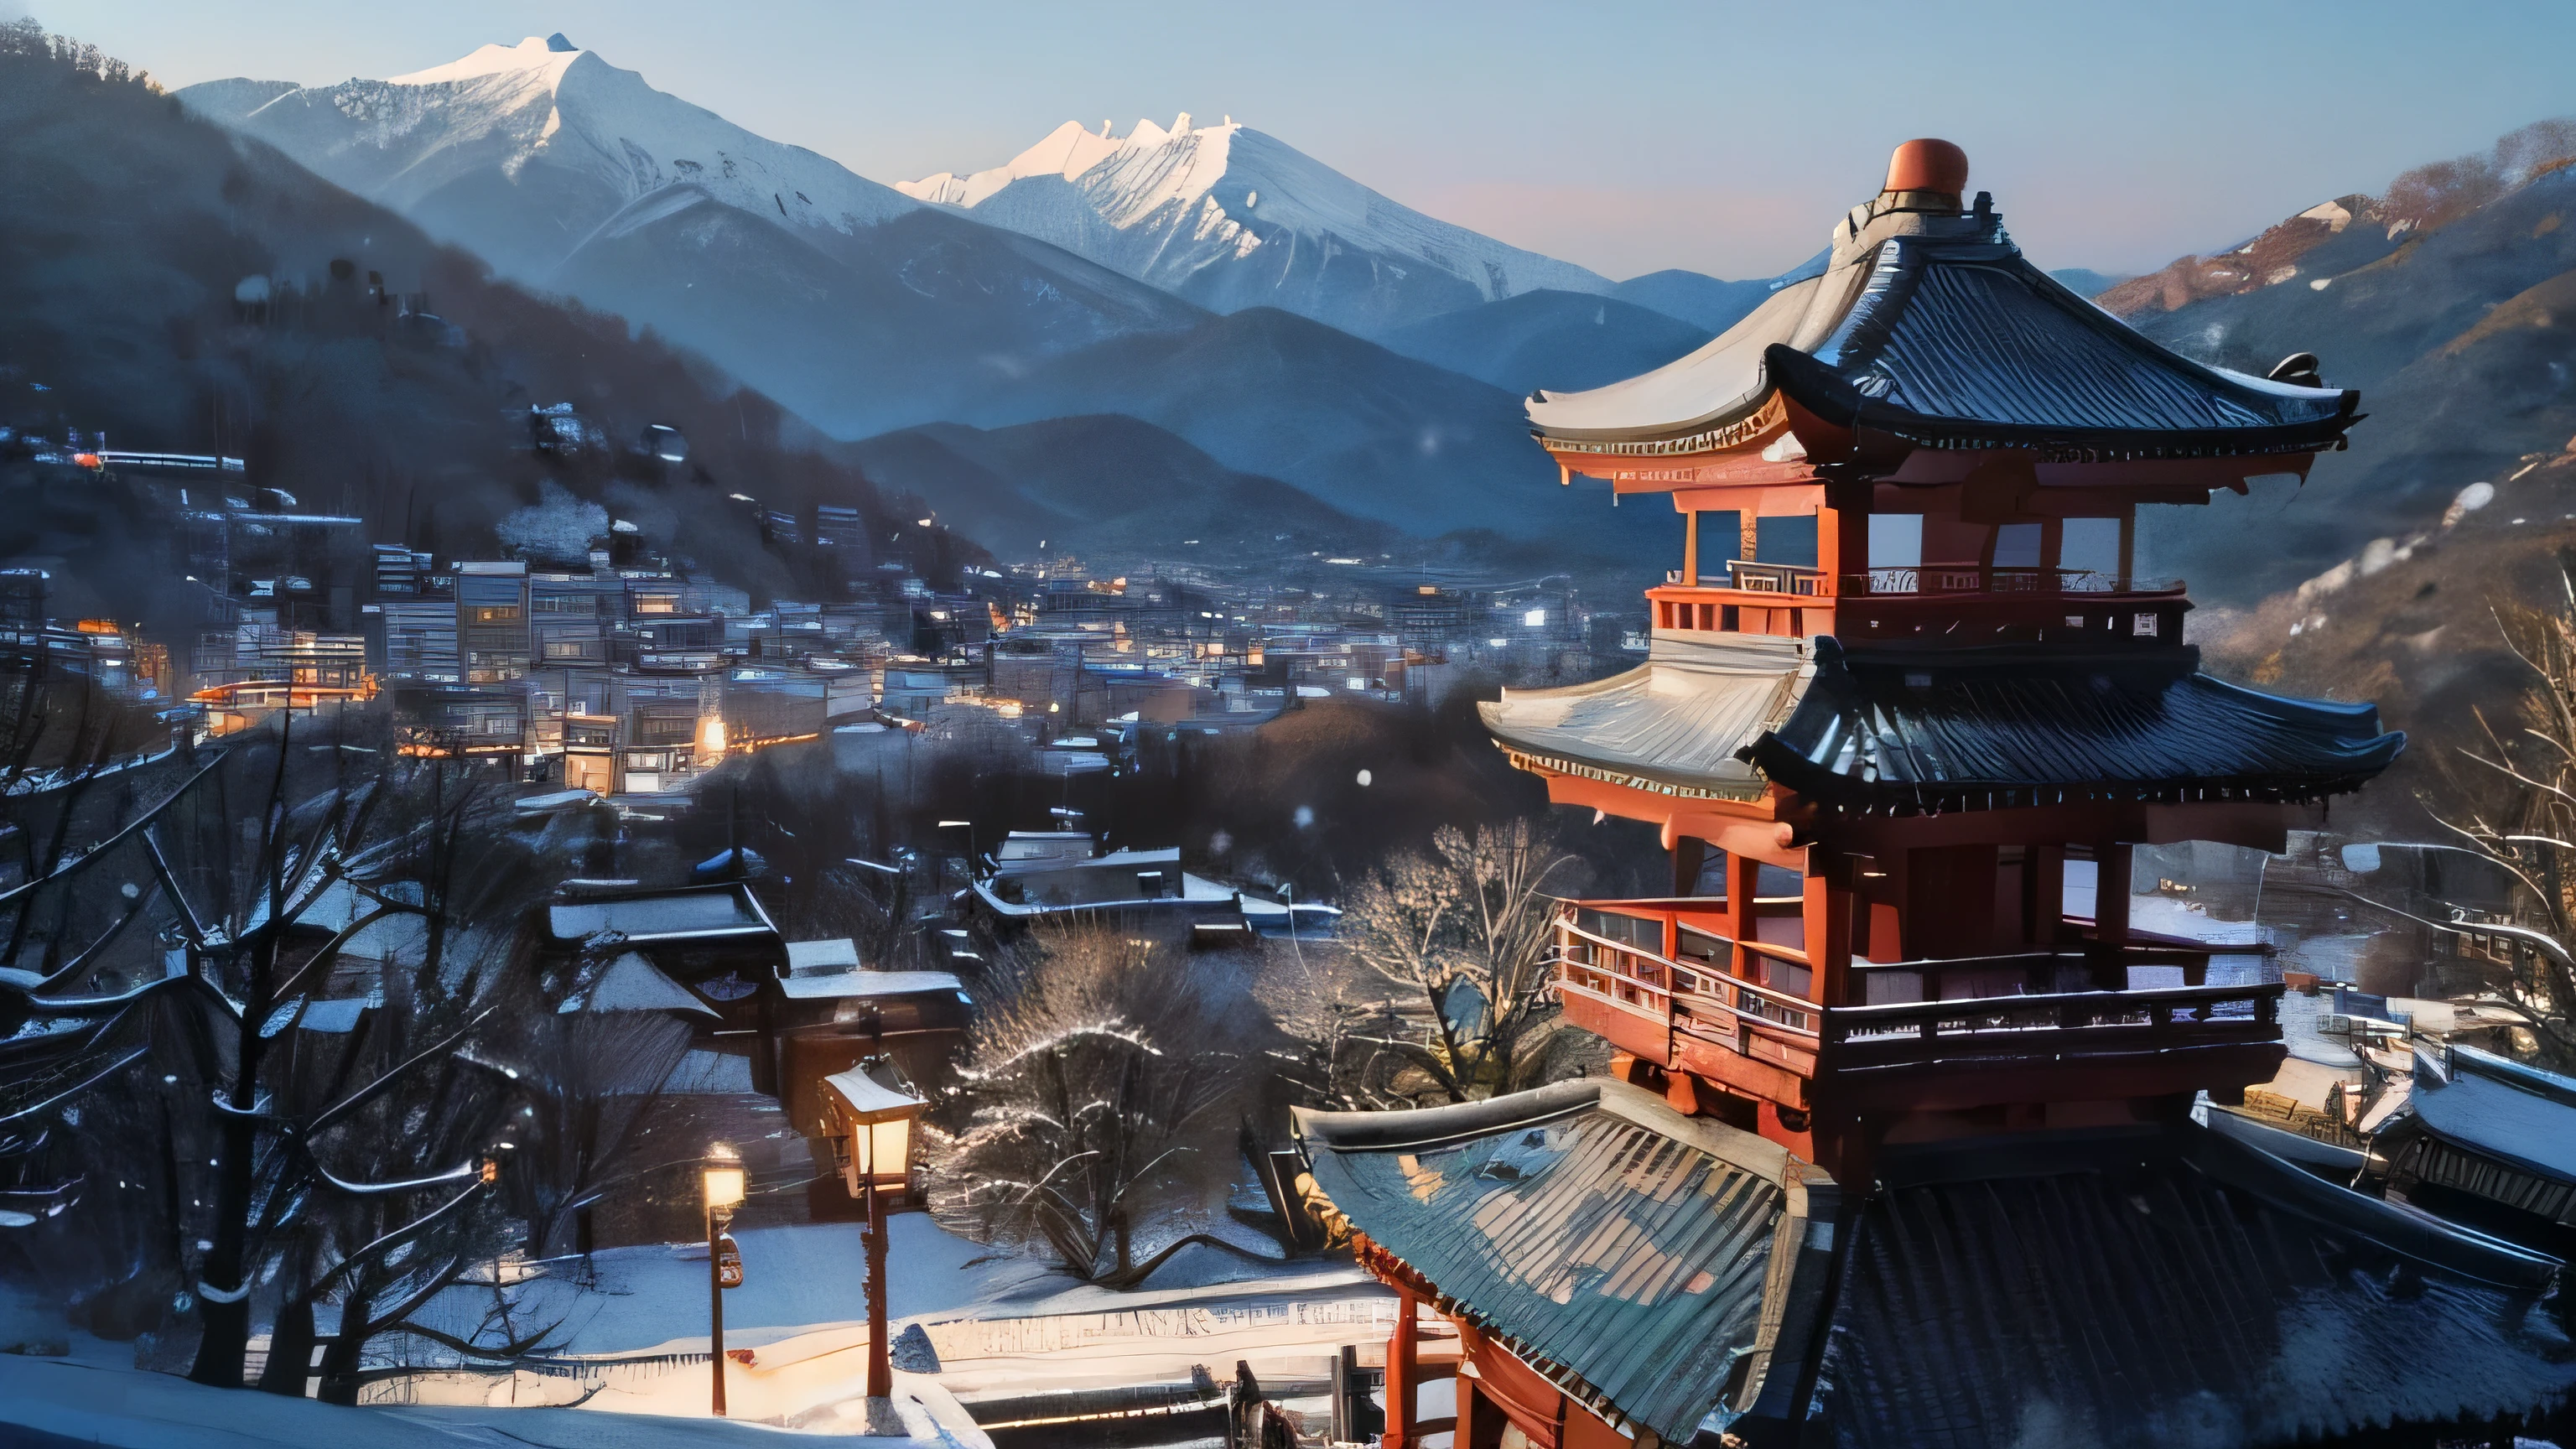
[
  {"left": 1677, "top": 924, "right": 1728, "bottom": 968},
  {"left": 1750, "top": 911, "right": 1805, "bottom": 952},
  {"left": 2063, "top": 517, "right": 2122, "bottom": 581},
  {"left": 1867, "top": 513, "right": 1923, "bottom": 569},
  {"left": 1756, "top": 955, "right": 1814, "bottom": 1000},
  {"left": 1992, "top": 522, "right": 2044, "bottom": 569},
  {"left": 1754, "top": 514, "right": 1818, "bottom": 569},
  {"left": 1679, "top": 510, "right": 1742, "bottom": 585}
]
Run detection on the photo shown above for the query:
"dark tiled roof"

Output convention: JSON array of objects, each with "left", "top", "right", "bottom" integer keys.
[
  {"left": 1293, "top": 1082, "right": 1824, "bottom": 1444},
  {"left": 1742, "top": 640, "right": 2402, "bottom": 812},
  {"left": 1819, "top": 1124, "right": 2576, "bottom": 1449},
  {"left": 1766, "top": 236, "right": 2358, "bottom": 455},
  {"left": 2411, "top": 1043, "right": 2576, "bottom": 1183},
  {"left": 1527, "top": 200, "right": 2359, "bottom": 457}
]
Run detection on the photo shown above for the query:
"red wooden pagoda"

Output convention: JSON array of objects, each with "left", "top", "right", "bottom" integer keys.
[
  {"left": 1291, "top": 141, "right": 2576, "bottom": 1449},
  {"left": 1298, "top": 141, "right": 2576, "bottom": 1443},
  {"left": 1485, "top": 137, "right": 2395, "bottom": 1181}
]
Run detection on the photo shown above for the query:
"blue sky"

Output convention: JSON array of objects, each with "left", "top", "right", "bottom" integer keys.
[{"left": 53, "top": 0, "right": 2576, "bottom": 280}]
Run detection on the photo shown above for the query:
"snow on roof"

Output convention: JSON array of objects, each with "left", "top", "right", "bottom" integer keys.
[
  {"left": 994, "top": 831, "right": 1093, "bottom": 865},
  {"left": 566, "top": 951, "right": 717, "bottom": 1018},
  {"left": 786, "top": 937, "right": 863, "bottom": 975},
  {"left": 548, "top": 887, "right": 773, "bottom": 943},
  {"left": 2411, "top": 1043, "right": 2576, "bottom": 1182},
  {"left": 299, "top": 997, "right": 371, "bottom": 1034},
  {"left": 1524, "top": 276, "right": 1822, "bottom": 439},
  {"left": 777, "top": 969, "right": 965, "bottom": 1003},
  {"left": 823, "top": 1062, "right": 925, "bottom": 1120},
  {"left": 659, "top": 1048, "right": 756, "bottom": 1096}
]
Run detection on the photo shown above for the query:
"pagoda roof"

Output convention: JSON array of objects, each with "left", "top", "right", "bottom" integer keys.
[
  {"left": 1478, "top": 631, "right": 1812, "bottom": 802},
  {"left": 1293, "top": 1079, "right": 1828, "bottom": 1444},
  {"left": 1486, "top": 636, "right": 2402, "bottom": 813},
  {"left": 2407, "top": 1041, "right": 2576, "bottom": 1185},
  {"left": 1529, "top": 196, "right": 2358, "bottom": 460},
  {"left": 1818, "top": 1123, "right": 2573, "bottom": 1448},
  {"left": 1748, "top": 639, "right": 2402, "bottom": 812},
  {"left": 1296, "top": 1088, "right": 2569, "bottom": 1448}
]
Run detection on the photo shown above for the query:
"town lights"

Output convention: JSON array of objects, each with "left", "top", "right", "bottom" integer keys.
[
  {"left": 822, "top": 1060, "right": 928, "bottom": 1403},
  {"left": 704, "top": 1147, "right": 746, "bottom": 1416}
]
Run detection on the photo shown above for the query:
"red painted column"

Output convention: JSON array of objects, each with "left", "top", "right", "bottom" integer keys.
[{"left": 1386, "top": 1283, "right": 1418, "bottom": 1448}]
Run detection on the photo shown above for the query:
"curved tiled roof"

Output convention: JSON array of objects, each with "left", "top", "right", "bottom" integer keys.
[
  {"left": 1820, "top": 1124, "right": 2575, "bottom": 1449},
  {"left": 1294, "top": 1081, "right": 1819, "bottom": 1444},
  {"left": 1528, "top": 197, "right": 2357, "bottom": 458},
  {"left": 1477, "top": 631, "right": 1812, "bottom": 801},
  {"left": 1742, "top": 639, "right": 2403, "bottom": 812}
]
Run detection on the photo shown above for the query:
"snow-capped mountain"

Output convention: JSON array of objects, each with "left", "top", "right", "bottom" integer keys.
[
  {"left": 900, "top": 117, "right": 1618, "bottom": 335},
  {"left": 184, "top": 34, "right": 917, "bottom": 281},
  {"left": 179, "top": 38, "right": 1201, "bottom": 437},
  {"left": 175, "top": 39, "right": 1664, "bottom": 551}
]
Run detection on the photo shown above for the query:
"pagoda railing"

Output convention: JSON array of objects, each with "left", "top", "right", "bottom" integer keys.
[
  {"left": 1654, "top": 564, "right": 2184, "bottom": 598},
  {"left": 1823, "top": 981, "right": 2281, "bottom": 1070},
  {"left": 1550, "top": 901, "right": 2283, "bottom": 1091},
  {"left": 1841, "top": 564, "right": 2184, "bottom": 597},
  {"left": 1551, "top": 906, "right": 1820, "bottom": 1081},
  {"left": 1663, "top": 563, "right": 1826, "bottom": 595}
]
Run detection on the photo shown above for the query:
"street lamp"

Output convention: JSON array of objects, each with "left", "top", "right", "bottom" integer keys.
[
  {"left": 703, "top": 1147, "right": 746, "bottom": 1417},
  {"left": 820, "top": 1059, "right": 927, "bottom": 1402}
]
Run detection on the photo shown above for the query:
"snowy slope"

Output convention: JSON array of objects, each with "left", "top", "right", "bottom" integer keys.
[
  {"left": 901, "top": 117, "right": 1618, "bottom": 335},
  {"left": 183, "top": 34, "right": 917, "bottom": 281},
  {"left": 178, "top": 37, "right": 1204, "bottom": 439}
]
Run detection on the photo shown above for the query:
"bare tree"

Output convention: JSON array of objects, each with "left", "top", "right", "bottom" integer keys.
[
  {"left": 2404, "top": 560, "right": 2576, "bottom": 1071},
  {"left": 926, "top": 930, "right": 1277, "bottom": 1288},
  {"left": 0, "top": 714, "right": 579, "bottom": 1393},
  {"left": 1334, "top": 821, "right": 1584, "bottom": 1104}
]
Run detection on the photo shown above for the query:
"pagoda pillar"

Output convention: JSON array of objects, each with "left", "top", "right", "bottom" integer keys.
[
  {"left": 1670, "top": 834, "right": 1706, "bottom": 901},
  {"left": 2093, "top": 842, "right": 2133, "bottom": 990},
  {"left": 1386, "top": 1283, "right": 1419, "bottom": 1448},
  {"left": 1725, "top": 849, "right": 1758, "bottom": 980},
  {"left": 1803, "top": 862, "right": 1852, "bottom": 1010},
  {"left": 1820, "top": 478, "right": 1870, "bottom": 594},
  {"left": 1682, "top": 509, "right": 1701, "bottom": 586}
]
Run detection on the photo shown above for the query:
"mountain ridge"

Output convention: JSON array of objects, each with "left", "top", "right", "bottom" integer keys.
[
  {"left": 177, "top": 40, "right": 1209, "bottom": 440},
  {"left": 898, "top": 115, "right": 1618, "bottom": 335}
]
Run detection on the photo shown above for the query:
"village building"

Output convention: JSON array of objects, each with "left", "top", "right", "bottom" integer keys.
[
  {"left": 1297, "top": 140, "right": 2576, "bottom": 1446},
  {"left": 2371, "top": 1041, "right": 2576, "bottom": 1258}
]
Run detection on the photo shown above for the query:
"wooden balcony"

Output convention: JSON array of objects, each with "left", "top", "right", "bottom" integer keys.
[
  {"left": 1842, "top": 565, "right": 2184, "bottom": 599},
  {"left": 1554, "top": 906, "right": 1820, "bottom": 1103},
  {"left": 1824, "top": 980, "right": 2283, "bottom": 1110},
  {"left": 1649, "top": 564, "right": 1830, "bottom": 639},
  {"left": 1647, "top": 562, "right": 2192, "bottom": 646},
  {"left": 1550, "top": 901, "right": 2284, "bottom": 1114}
]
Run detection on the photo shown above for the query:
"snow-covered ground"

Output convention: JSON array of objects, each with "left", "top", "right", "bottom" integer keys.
[
  {"left": 0, "top": 1216, "right": 1392, "bottom": 1444},
  {"left": 0, "top": 1352, "right": 981, "bottom": 1446}
]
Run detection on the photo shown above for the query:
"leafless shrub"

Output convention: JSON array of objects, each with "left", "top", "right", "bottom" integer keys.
[
  {"left": 925, "top": 929, "right": 1277, "bottom": 1287},
  {"left": 1332, "top": 820, "right": 1587, "bottom": 1104}
]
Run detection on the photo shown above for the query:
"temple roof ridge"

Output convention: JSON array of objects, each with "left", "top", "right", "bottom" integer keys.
[{"left": 1527, "top": 142, "right": 2360, "bottom": 463}]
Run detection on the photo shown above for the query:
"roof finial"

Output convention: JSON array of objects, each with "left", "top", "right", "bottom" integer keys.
[{"left": 1883, "top": 139, "right": 1969, "bottom": 200}]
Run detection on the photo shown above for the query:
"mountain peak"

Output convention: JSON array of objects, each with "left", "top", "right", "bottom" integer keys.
[
  {"left": 896, "top": 116, "right": 1610, "bottom": 331},
  {"left": 387, "top": 34, "right": 584, "bottom": 86}
]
